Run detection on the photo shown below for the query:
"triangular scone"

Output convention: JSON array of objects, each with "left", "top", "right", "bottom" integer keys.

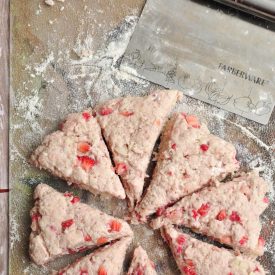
[
  {"left": 152, "top": 171, "right": 269, "bottom": 256},
  {"left": 127, "top": 246, "right": 157, "bottom": 275},
  {"left": 95, "top": 90, "right": 182, "bottom": 208},
  {"left": 161, "top": 225, "right": 265, "bottom": 275},
  {"left": 30, "top": 109, "right": 125, "bottom": 199},
  {"left": 135, "top": 113, "right": 239, "bottom": 221},
  {"left": 29, "top": 184, "right": 133, "bottom": 265},
  {"left": 55, "top": 237, "right": 132, "bottom": 275}
]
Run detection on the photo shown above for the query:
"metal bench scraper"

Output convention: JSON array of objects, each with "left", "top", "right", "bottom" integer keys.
[{"left": 121, "top": 0, "right": 275, "bottom": 124}]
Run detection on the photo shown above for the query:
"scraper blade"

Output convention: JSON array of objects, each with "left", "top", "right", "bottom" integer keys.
[{"left": 121, "top": 0, "right": 275, "bottom": 124}]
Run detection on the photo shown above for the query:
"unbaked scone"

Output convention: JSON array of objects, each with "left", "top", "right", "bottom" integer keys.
[
  {"left": 55, "top": 237, "right": 132, "bottom": 275},
  {"left": 152, "top": 171, "right": 269, "bottom": 256},
  {"left": 29, "top": 184, "right": 133, "bottom": 265},
  {"left": 30, "top": 109, "right": 125, "bottom": 199},
  {"left": 161, "top": 225, "right": 266, "bottom": 275},
  {"left": 135, "top": 113, "right": 239, "bottom": 222},
  {"left": 127, "top": 246, "right": 157, "bottom": 275},
  {"left": 95, "top": 90, "right": 182, "bottom": 209}
]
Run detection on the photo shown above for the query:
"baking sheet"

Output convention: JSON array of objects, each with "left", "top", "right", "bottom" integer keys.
[{"left": 10, "top": 0, "right": 275, "bottom": 274}]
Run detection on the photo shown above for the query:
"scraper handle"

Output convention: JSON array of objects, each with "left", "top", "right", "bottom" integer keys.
[{"left": 213, "top": 0, "right": 275, "bottom": 22}]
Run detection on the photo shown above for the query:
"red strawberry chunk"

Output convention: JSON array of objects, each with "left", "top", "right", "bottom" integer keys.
[
  {"left": 31, "top": 213, "right": 42, "bottom": 222},
  {"left": 239, "top": 236, "right": 248, "bottom": 245},
  {"left": 263, "top": 197, "right": 269, "bottom": 203},
  {"left": 58, "top": 270, "right": 65, "bottom": 275},
  {"left": 70, "top": 196, "right": 80, "bottom": 204},
  {"left": 80, "top": 269, "right": 88, "bottom": 275},
  {"left": 254, "top": 267, "right": 260, "bottom": 272},
  {"left": 99, "top": 107, "right": 113, "bottom": 116},
  {"left": 229, "top": 211, "right": 241, "bottom": 223},
  {"left": 197, "top": 203, "right": 210, "bottom": 217},
  {"left": 82, "top": 112, "right": 91, "bottom": 121},
  {"left": 77, "top": 156, "right": 96, "bottom": 171},
  {"left": 258, "top": 236, "right": 265, "bottom": 247},
  {"left": 64, "top": 192, "right": 73, "bottom": 197},
  {"left": 182, "top": 260, "right": 197, "bottom": 275},
  {"left": 132, "top": 265, "right": 145, "bottom": 275},
  {"left": 108, "top": 220, "right": 122, "bottom": 232},
  {"left": 84, "top": 234, "right": 92, "bottom": 242},
  {"left": 176, "top": 235, "right": 186, "bottom": 245},
  {"left": 120, "top": 111, "right": 134, "bottom": 117},
  {"left": 156, "top": 207, "right": 166, "bottom": 217},
  {"left": 228, "top": 273, "right": 234, "bottom": 275},
  {"left": 61, "top": 219, "right": 74, "bottom": 230},
  {"left": 167, "top": 171, "right": 173, "bottom": 176},
  {"left": 200, "top": 144, "right": 209, "bottom": 152},
  {"left": 115, "top": 162, "right": 128, "bottom": 175},
  {"left": 77, "top": 142, "right": 91, "bottom": 153},
  {"left": 171, "top": 143, "right": 177, "bottom": 150},
  {"left": 216, "top": 209, "right": 227, "bottom": 221},
  {"left": 192, "top": 209, "right": 198, "bottom": 220},
  {"left": 176, "top": 246, "right": 183, "bottom": 254},
  {"left": 97, "top": 237, "right": 108, "bottom": 245},
  {"left": 98, "top": 266, "right": 107, "bottom": 275},
  {"left": 185, "top": 115, "right": 200, "bottom": 128}
]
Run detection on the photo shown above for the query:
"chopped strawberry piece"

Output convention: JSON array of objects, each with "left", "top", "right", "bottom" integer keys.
[
  {"left": 229, "top": 211, "right": 241, "bottom": 223},
  {"left": 61, "top": 219, "right": 74, "bottom": 230},
  {"left": 258, "top": 236, "right": 265, "bottom": 247},
  {"left": 77, "top": 246, "right": 87, "bottom": 253},
  {"left": 228, "top": 273, "right": 234, "bottom": 275},
  {"left": 98, "top": 266, "right": 107, "bottom": 275},
  {"left": 31, "top": 213, "right": 42, "bottom": 222},
  {"left": 176, "top": 246, "right": 183, "bottom": 254},
  {"left": 99, "top": 107, "right": 113, "bottom": 116},
  {"left": 167, "top": 171, "right": 173, "bottom": 176},
  {"left": 200, "top": 144, "right": 209, "bottom": 152},
  {"left": 239, "top": 236, "right": 248, "bottom": 245},
  {"left": 77, "top": 142, "right": 91, "bottom": 153},
  {"left": 59, "top": 122, "right": 65, "bottom": 130},
  {"left": 120, "top": 111, "right": 134, "bottom": 117},
  {"left": 58, "top": 270, "right": 65, "bottom": 275},
  {"left": 108, "top": 220, "right": 122, "bottom": 232},
  {"left": 216, "top": 210, "right": 227, "bottom": 221},
  {"left": 197, "top": 203, "right": 210, "bottom": 217},
  {"left": 132, "top": 265, "right": 145, "bottom": 275},
  {"left": 82, "top": 112, "right": 91, "bottom": 121},
  {"left": 70, "top": 196, "right": 80, "bottom": 204},
  {"left": 77, "top": 156, "right": 96, "bottom": 171},
  {"left": 254, "top": 267, "right": 260, "bottom": 272},
  {"left": 97, "top": 237, "right": 108, "bottom": 245},
  {"left": 156, "top": 207, "right": 166, "bottom": 217},
  {"left": 68, "top": 248, "right": 76, "bottom": 254},
  {"left": 80, "top": 269, "right": 88, "bottom": 275},
  {"left": 84, "top": 234, "right": 92, "bottom": 242},
  {"left": 171, "top": 143, "right": 177, "bottom": 150},
  {"left": 192, "top": 209, "right": 198, "bottom": 220},
  {"left": 64, "top": 192, "right": 73, "bottom": 197},
  {"left": 176, "top": 235, "right": 186, "bottom": 245},
  {"left": 182, "top": 260, "right": 196, "bottom": 275},
  {"left": 263, "top": 197, "right": 269, "bottom": 203},
  {"left": 185, "top": 115, "right": 200, "bottom": 128},
  {"left": 115, "top": 162, "right": 128, "bottom": 175}
]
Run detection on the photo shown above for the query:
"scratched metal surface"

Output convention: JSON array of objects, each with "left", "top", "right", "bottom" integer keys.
[
  {"left": 10, "top": 0, "right": 274, "bottom": 274},
  {"left": 122, "top": 0, "right": 275, "bottom": 125}
]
